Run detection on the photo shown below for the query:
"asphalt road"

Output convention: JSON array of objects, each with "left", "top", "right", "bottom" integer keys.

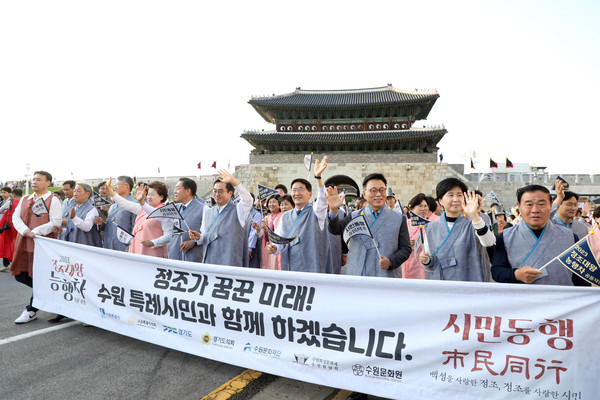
[{"left": 1, "top": 270, "right": 388, "bottom": 400}]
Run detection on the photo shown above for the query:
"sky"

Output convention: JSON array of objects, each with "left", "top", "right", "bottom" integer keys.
[{"left": 1, "top": 0, "right": 599, "bottom": 183}]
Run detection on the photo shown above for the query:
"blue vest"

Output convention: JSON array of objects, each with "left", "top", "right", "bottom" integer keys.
[
  {"left": 169, "top": 198, "right": 205, "bottom": 262},
  {"left": 424, "top": 214, "right": 490, "bottom": 282},
  {"left": 66, "top": 200, "right": 102, "bottom": 247},
  {"left": 104, "top": 195, "right": 136, "bottom": 251},
  {"left": 58, "top": 198, "right": 75, "bottom": 240},
  {"left": 202, "top": 202, "right": 247, "bottom": 267},
  {"left": 503, "top": 221, "right": 575, "bottom": 286},
  {"left": 279, "top": 204, "right": 330, "bottom": 273},
  {"left": 345, "top": 207, "right": 403, "bottom": 278}
]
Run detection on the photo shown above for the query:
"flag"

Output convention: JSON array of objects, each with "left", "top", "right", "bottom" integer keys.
[
  {"left": 470, "top": 159, "right": 475, "bottom": 169},
  {"left": 172, "top": 223, "right": 186, "bottom": 236},
  {"left": 146, "top": 203, "right": 183, "bottom": 220},
  {"left": 267, "top": 226, "right": 296, "bottom": 245},
  {"left": 342, "top": 214, "right": 373, "bottom": 244},
  {"left": 489, "top": 158, "right": 498, "bottom": 168},
  {"left": 506, "top": 158, "right": 514, "bottom": 168},
  {"left": 303, "top": 154, "right": 312, "bottom": 172},
  {"left": 258, "top": 184, "right": 279, "bottom": 201},
  {"left": 478, "top": 173, "right": 492, "bottom": 183},
  {"left": 113, "top": 222, "right": 135, "bottom": 245},
  {"left": 483, "top": 191, "right": 501, "bottom": 204},
  {"left": 32, "top": 197, "right": 49, "bottom": 217},
  {"left": 409, "top": 210, "right": 430, "bottom": 227},
  {"left": 211, "top": 161, "right": 217, "bottom": 169},
  {"left": 92, "top": 191, "right": 112, "bottom": 208},
  {"left": 552, "top": 175, "right": 570, "bottom": 191},
  {"left": 197, "top": 162, "right": 201, "bottom": 170},
  {"left": 556, "top": 226, "right": 600, "bottom": 286}
]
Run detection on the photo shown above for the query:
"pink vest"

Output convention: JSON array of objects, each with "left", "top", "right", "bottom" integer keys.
[
  {"left": 401, "top": 213, "right": 439, "bottom": 279},
  {"left": 128, "top": 206, "right": 168, "bottom": 258}
]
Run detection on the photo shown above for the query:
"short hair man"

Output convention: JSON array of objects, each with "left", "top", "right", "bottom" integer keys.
[
  {"left": 191, "top": 170, "right": 253, "bottom": 267},
  {"left": 169, "top": 177, "right": 207, "bottom": 262},
  {"left": 491, "top": 185, "right": 588, "bottom": 286},
  {"left": 266, "top": 157, "right": 331, "bottom": 273},
  {"left": 326, "top": 173, "right": 411, "bottom": 277},
  {"left": 551, "top": 179, "right": 589, "bottom": 239},
  {"left": 11, "top": 171, "right": 62, "bottom": 323},
  {"left": 275, "top": 184, "right": 288, "bottom": 195},
  {"left": 97, "top": 176, "right": 137, "bottom": 251},
  {"left": 0, "top": 186, "right": 12, "bottom": 219},
  {"left": 65, "top": 183, "right": 102, "bottom": 247},
  {"left": 57, "top": 180, "right": 76, "bottom": 240}
]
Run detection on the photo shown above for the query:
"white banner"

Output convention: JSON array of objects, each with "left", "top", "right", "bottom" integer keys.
[{"left": 33, "top": 237, "right": 599, "bottom": 399}]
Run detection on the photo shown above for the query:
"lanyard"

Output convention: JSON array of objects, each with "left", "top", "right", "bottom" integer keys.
[
  {"left": 207, "top": 200, "right": 231, "bottom": 233},
  {"left": 521, "top": 223, "right": 548, "bottom": 265},
  {"left": 287, "top": 205, "right": 307, "bottom": 237},
  {"left": 434, "top": 213, "right": 461, "bottom": 255}
]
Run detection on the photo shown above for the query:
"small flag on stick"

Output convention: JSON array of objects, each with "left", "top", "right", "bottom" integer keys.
[
  {"left": 92, "top": 191, "right": 112, "bottom": 209},
  {"left": 303, "top": 153, "right": 313, "bottom": 172},
  {"left": 146, "top": 203, "right": 184, "bottom": 220},
  {"left": 112, "top": 221, "right": 136, "bottom": 245},
  {"left": 483, "top": 191, "right": 501, "bottom": 204},
  {"left": 258, "top": 184, "right": 279, "bottom": 201},
  {"left": 267, "top": 227, "right": 296, "bottom": 245},
  {"left": 409, "top": 210, "right": 430, "bottom": 227},
  {"left": 552, "top": 176, "right": 570, "bottom": 191}
]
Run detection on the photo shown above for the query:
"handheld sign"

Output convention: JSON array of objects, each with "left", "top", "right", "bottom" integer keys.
[
  {"left": 303, "top": 153, "right": 313, "bottom": 172},
  {"left": 258, "top": 184, "right": 279, "bottom": 201},
  {"left": 552, "top": 175, "right": 570, "bottom": 191},
  {"left": 555, "top": 227, "right": 600, "bottom": 286},
  {"left": 267, "top": 226, "right": 296, "bottom": 245},
  {"left": 342, "top": 214, "right": 372, "bottom": 244},
  {"left": 112, "top": 221, "right": 135, "bottom": 245},
  {"left": 483, "top": 191, "right": 501, "bottom": 204},
  {"left": 409, "top": 210, "right": 430, "bottom": 227},
  {"left": 146, "top": 203, "right": 183, "bottom": 220},
  {"left": 92, "top": 191, "right": 113, "bottom": 208},
  {"left": 32, "top": 197, "right": 49, "bottom": 217}
]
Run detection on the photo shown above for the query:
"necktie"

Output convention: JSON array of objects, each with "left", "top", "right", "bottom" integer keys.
[{"left": 296, "top": 209, "right": 301, "bottom": 216}]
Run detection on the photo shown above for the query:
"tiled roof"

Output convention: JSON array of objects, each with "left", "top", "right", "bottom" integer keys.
[
  {"left": 249, "top": 86, "right": 439, "bottom": 108},
  {"left": 241, "top": 127, "right": 446, "bottom": 146}
]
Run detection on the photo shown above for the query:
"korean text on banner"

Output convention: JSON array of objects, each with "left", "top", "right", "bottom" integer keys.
[{"left": 32, "top": 237, "right": 600, "bottom": 399}]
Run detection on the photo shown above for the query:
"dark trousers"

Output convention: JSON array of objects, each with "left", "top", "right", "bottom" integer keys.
[{"left": 15, "top": 272, "right": 38, "bottom": 312}]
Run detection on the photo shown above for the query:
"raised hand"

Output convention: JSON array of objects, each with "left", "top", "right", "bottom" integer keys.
[
  {"left": 324, "top": 185, "right": 344, "bottom": 213},
  {"left": 134, "top": 183, "right": 147, "bottom": 204},
  {"left": 463, "top": 190, "right": 481, "bottom": 222},
  {"left": 217, "top": 170, "right": 239, "bottom": 187},
  {"left": 314, "top": 155, "right": 328, "bottom": 177}
]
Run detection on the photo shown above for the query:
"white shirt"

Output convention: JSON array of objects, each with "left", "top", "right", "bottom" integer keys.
[
  {"left": 13, "top": 191, "right": 63, "bottom": 236},
  {"left": 72, "top": 203, "right": 99, "bottom": 232},
  {"left": 111, "top": 194, "right": 173, "bottom": 247}
]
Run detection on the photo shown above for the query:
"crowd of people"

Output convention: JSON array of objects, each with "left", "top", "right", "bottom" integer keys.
[{"left": 2, "top": 159, "right": 599, "bottom": 330}]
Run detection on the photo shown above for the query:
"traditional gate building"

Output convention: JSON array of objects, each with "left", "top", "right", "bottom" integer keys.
[{"left": 236, "top": 85, "right": 464, "bottom": 204}]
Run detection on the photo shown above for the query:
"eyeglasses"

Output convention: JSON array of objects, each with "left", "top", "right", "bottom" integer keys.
[
  {"left": 367, "top": 188, "right": 387, "bottom": 196},
  {"left": 213, "top": 189, "right": 227, "bottom": 194},
  {"left": 291, "top": 188, "right": 306, "bottom": 194}
]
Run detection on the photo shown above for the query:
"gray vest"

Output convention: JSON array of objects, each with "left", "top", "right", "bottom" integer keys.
[
  {"left": 345, "top": 207, "right": 402, "bottom": 278},
  {"left": 279, "top": 204, "right": 330, "bottom": 273},
  {"left": 551, "top": 214, "right": 589, "bottom": 240},
  {"left": 425, "top": 214, "right": 490, "bottom": 282},
  {"left": 66, "top": 200, "right": 102, "bottom": 247},
  {"left": 104, "top": 195, "right": 136, "bottom": 251},
  {"left": 202, "top": 202, "right": 247, "bottom": 267},
  {"left": 58, "top": 198, "right": 75, "bottom": 240},
  {"left": 503, "top": 221, "right": 575, "bottom": 286},
  {"left": 169, "top": 198, "right": 205, "bottom": 262}
]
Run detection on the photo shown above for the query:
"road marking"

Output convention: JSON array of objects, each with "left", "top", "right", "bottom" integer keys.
[
  {"left": 0, "top": 321, "right": 80, "bottom": 346},
  {"left": 201, "top": 369, "right": 262, "bottom": 400}
]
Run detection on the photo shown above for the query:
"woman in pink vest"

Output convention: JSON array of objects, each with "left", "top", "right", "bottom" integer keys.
[
  {"left": 107, "top": 178, "right": 172, "bottom": 258},
  {"left": 401, "top": 193, "right": 439, "bottom": 279},
  {"left": 259, "top": 194, "right": 284, "bottom": 270}
]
